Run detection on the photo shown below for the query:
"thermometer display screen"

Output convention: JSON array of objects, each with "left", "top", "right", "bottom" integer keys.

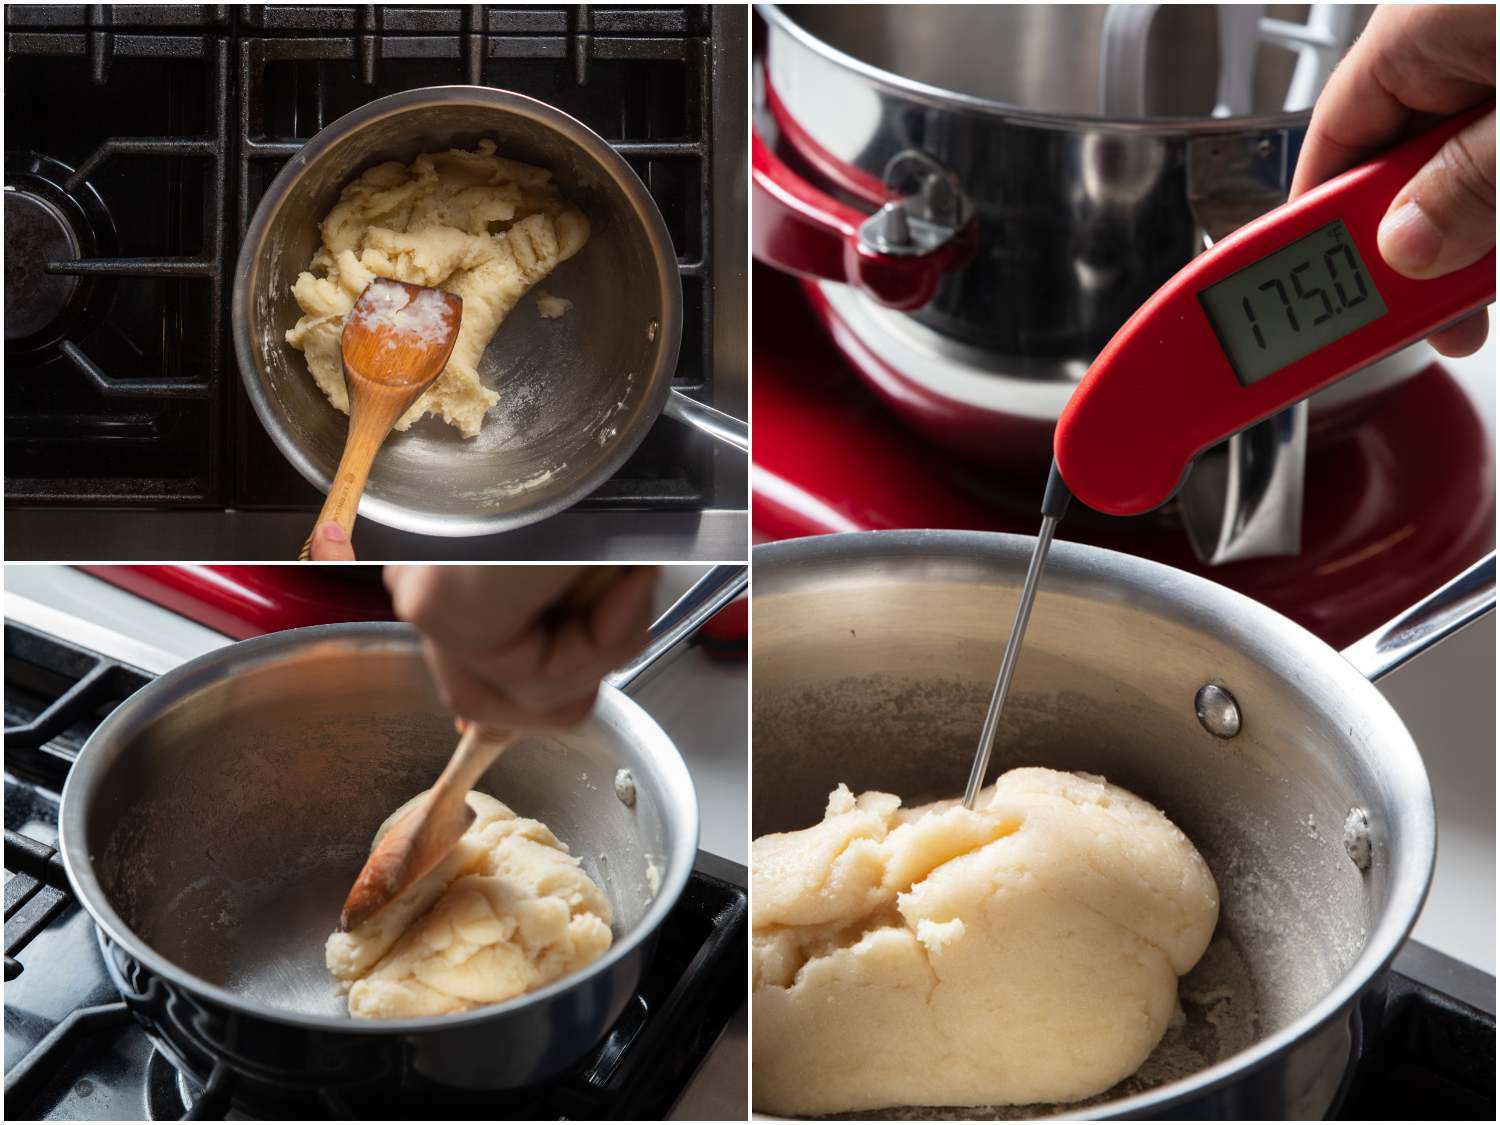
[{"left": 1197, "top": 219, "right": 1388, "bottom": 385}]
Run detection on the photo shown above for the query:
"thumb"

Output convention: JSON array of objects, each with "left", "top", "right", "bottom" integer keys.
[
  {"left": 1378, "top": 110, "right": 1496, "bottom": 279},
  {"left": 309, "top": 520, "right": 357, "bottom": 561}
]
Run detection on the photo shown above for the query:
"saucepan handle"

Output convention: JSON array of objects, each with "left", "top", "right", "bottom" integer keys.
[
  {"left": 605, "top": 564, "right": 748, "bottom": 694},
  {"left": 665, "top": 389, "right": 748, "bottom": 453},
  {"left": 751, "top": 131, "right": 969, "bottom": 312},
  {"left": 1341, "top": 552, "right": 1495, "bottom": 683}
]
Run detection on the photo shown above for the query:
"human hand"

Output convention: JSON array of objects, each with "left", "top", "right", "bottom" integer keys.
[
  {"left": 1290, "top": 4, "right": 1495, "bottom": 357},
  {"left": 384, "top": 565, "right": 658, "bottom": 730},
  {"left": 308, "top": 521, "right": 357, "bottom": 561}
]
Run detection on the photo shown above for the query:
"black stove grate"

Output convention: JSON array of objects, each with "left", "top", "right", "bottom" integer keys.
[
  {"left": 5, "top": 26, "right": 230, "bottom": 504},
  {"left": 238, "top": 7, "right": 706, "bottom": 36},
  {"left": 3, "top": 7, "right": 230, "bottom": 30},
  {"left": 1337, "top": 964, "right": 1496, "bottom": 1120},
  {"left": 3, "top": 617, "right": 747, "bottom": 1120},
  {"left": 6, "top": 5, "right": 724, "bottom": 518},
  {"left": 5, "top": 622, "right": 153, "bottom": 788},
  {"left": 5, "top": 621, "right": 155, "bottom": 989}
]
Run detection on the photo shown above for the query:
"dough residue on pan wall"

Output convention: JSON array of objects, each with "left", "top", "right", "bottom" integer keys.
[
  {"left": 285, "top": 140, "right": 589, "bottom": 438},
  {"left": 534, "top": 288, "right": 574, "bottom": 319},
  {"left": 751, "top": 767, "right": 1220, "bottom": 1116},
  {"left": 326, "top": 790, "right": 612, "bottom": 1019}
]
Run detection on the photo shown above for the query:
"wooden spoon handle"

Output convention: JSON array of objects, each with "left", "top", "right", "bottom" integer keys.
[
  {"left": 435, "top": 723, "right": 516, "bottom": 799},
  {"left": 298, "top": 391, "right": 414, "bottom": 560},
  {"left": 420, "top": 572, "right": 619, "bottom": 812}
]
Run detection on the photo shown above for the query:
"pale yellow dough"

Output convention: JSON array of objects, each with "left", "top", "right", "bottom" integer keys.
[
  {"left": 326, "top": 791, "right": 612, "bottom": 1019},
  {"left": 285, "top": 141, "right": 589, "bottom": 438},
  {"left": 751, "top": 767, "right": 1219, "bottom": 1115}
]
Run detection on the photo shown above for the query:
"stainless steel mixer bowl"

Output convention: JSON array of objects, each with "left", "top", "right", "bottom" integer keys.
[
  {"left": 233, "top": 87, "right": 682, "bottom": 537},
  {"left": 752, "top": 530, "right": 1438, "bottom": 1118},
  {"left": 777, "top": 4, "right": 1314, "bottom": 119},
  {"left": 58, "top": 622, "right": 698, "bottom": 1087},
  {"left": 759, "top": 4, "right": 1336, "bottom": 355}
]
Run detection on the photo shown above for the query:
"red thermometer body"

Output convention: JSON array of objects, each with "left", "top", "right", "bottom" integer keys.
[{"left": 1055, "top": 105, "right": 1496, "bottom": 517}]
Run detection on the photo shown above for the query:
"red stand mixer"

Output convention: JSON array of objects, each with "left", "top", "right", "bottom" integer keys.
[{"left": 751, "top": 4, "right": 1495, "bottom": 649}]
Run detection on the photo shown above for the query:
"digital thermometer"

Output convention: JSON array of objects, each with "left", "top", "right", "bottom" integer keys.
[{"left": 1055, "top": 105, "right": 1496, "bottom": 517}]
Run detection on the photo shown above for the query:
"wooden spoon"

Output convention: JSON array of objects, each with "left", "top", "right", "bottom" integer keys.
[
  {"left": 299, "top": 278, "right": 463, "bottom": 561},
  {"left": 339, "top": 722, "right": 511, "bottom": 932},
  {"left": 339, "top": 566, "right": 624, "bottom": 931}
]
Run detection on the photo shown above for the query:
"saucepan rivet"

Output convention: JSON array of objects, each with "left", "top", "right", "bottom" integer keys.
[
  {"left": 1194, "top": 683, "right": 1241, "bottom": 739},
  {"left": 646, "top": 318, "right": 658, "bottom": 342},
  {"left": 1343, "top": 807, "right": 1372, "bottom": 872}
]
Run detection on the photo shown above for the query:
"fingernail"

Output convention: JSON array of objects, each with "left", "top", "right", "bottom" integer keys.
[
  {"left": 1378, "top": 199, "right": 1443, "bottom": 276},
  {"left": 319, "top": 521, "right": 347, "bottom": 542}
]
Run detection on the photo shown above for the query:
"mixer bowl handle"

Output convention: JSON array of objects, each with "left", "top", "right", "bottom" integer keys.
[
  {"left": 1341, "top": 552, "right": 1496, "bottom": 683},
  {"left": 751, "top": 129, "right": 974, "bottom": 312}
]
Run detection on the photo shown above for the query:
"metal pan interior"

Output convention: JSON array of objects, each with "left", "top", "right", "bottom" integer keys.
[
  {"left": 236, "top": 88, "right": 681, "bottom": 537},
  {"left": 61, "top": 625, "right": 696, "bottom": 1026}
]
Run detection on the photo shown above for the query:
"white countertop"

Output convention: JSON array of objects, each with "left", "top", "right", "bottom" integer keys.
[
  {"left": 637, "top": 567, "right": 749, "bottom": 866},
  {"left": 1377, "top": 336, "right": 1494, "bottom": 973}
]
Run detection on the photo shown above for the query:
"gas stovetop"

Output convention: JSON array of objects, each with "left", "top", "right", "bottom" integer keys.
[
  {"left": 3, "top": 617, "right": 747, "bottom": 1119},
  {"left": 4, "top": 4, "right": 747, "bottom": 561}
]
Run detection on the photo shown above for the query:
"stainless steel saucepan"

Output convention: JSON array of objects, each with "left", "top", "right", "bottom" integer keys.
[
  {"left": 59, "top": 565, "right": 745, "bottom": 1103},
  {"left": 752, "top": 531, "right": 1492, "bottom": 1118},
  {"left": 235, "top": 86, "right": 746, "bottom": 539}
]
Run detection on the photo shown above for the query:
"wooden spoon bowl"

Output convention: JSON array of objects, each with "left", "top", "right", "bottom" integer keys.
[{"left": 299, "top": 278, "right": 462, "bottom": 560}]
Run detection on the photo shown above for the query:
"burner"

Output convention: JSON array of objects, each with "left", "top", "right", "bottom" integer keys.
[
  {"left": 3, "top": 152, "right": 115, "bottom": 360},
  {"left": 5, "top": 191, "right": 79, "bottom": 339},
  {"left": 144, "top": 1047, "right": 208, "bottom": 1121},
  {"left": 142, "top": 1045, "right": 244, "bottom": 1121}
]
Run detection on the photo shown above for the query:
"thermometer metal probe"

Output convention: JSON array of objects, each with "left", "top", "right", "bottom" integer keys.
[
  {"left": 962, "top": 106, "right": 1496, "bottom": 807},
  {"left": 963, "top": 464, "right": 1071, "bottom": 809}
]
